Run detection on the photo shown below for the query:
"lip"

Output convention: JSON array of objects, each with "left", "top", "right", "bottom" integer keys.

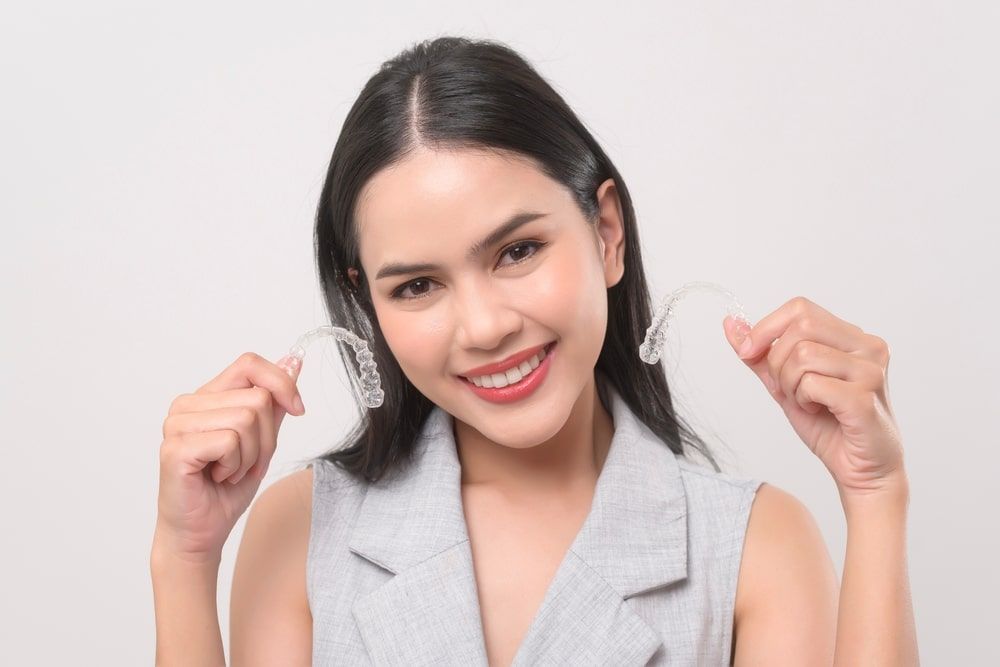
[
  {"left": 457, "top": 340, "right": 555, "bottom": 379},
  {"left": 457, "top": 341, "right": 556, "bottom": 405}
]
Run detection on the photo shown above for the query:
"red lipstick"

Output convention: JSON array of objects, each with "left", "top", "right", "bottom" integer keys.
[
  {"left": 458, "top": 341, "right": 553, "bottom": 379},
  {"left": 458, "top": 341, "right": 556, "bottom": 404}
]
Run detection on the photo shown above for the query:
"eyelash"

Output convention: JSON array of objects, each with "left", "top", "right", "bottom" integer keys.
[{"left": 389, "top": 240, "right": 548, "bottom": 301}]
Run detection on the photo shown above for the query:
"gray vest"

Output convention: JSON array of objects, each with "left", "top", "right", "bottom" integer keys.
[{"left": 307, "top": 377, "right": 763, "bottom": 665}]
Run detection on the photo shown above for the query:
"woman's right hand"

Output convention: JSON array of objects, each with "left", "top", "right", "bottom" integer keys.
[{"left": 152, "top": 351, "right": 306, "bottom": 563}]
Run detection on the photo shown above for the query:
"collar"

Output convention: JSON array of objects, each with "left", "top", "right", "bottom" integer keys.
[{"left": 347, "top": 375, "right": 688, "bottom": 664}]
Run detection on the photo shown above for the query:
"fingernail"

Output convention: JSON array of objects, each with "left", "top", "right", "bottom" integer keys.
[
  {"left": 278, "top": 355, "right": 301, "bottom": 378},
  {"left": 735, "top": 322, "right": 754, "bottom": 357},
  {"left": 293, "top": 394, "right": 305, "bottom": 414}
]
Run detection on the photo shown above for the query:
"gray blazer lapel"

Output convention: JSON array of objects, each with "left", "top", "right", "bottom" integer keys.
[
  {"left": 509, "top": 378, "right": 688, "bottom": 665},
  {"left": 349, "top": 406, "right": 489, "bottom": 664},
  {"left": 351, "top": 540, "right": 487, "bottom": 664},
  {"left": 348, "top": 376, "right": 689, "bottom": 665}
]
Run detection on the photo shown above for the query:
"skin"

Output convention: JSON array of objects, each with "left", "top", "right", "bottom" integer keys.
[
  {"left": 351, "top": 146, "right": 629, "bottom": 664},
  {"left": 352, "top": 146, "right": 624, "bottom": 496},
  {"left": 724, "top": 301, "right": 918, "bottom": 664},
  {"left": 153, "top": 145, "right": 917, "bottom": 666}
]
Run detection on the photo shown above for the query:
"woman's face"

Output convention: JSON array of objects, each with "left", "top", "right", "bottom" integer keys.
[{"left": 354, "top": 146, "right": 625, "bottom": 448}]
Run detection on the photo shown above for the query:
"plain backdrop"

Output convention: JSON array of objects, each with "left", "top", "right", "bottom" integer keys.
[{"left": 2, "top": 1, "right": 997, "bottom": 664}]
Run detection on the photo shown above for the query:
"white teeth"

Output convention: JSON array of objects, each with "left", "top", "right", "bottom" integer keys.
[{"left": 468, "top": 346, "right": 549, "bottom": 388}]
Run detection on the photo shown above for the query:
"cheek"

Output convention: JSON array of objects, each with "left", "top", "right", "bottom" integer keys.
[
  {"left": 373, "top": 308, "right": 448, "bottom": 377},
  {"left": 529, "top": 249, "right": 608, "bottom": 337}
]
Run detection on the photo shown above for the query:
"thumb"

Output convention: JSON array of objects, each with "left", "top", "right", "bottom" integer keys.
[
  {"left": 273, "top": 354, "right": 305, "bottom": 428},
  {"left": 276, "top": 353, "right": 304, "bottom": 381},
  {"left": 723, "top": 316, "right": 780, "bottom": 395},
  {"left": 722, "top": 315, "right": 754, "bottom": 357}
]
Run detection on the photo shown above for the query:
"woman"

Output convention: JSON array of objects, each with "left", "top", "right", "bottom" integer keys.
[{"left": 151, "top": 37, "right": 917, "bottom": 665}]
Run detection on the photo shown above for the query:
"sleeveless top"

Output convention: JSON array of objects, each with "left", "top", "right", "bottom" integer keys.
[{"left": 306, "top": 375, "right": 764, "bottom": 665}]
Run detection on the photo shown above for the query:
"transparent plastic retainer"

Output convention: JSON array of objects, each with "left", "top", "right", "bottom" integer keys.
[
  {"left": 284, "top": 326, "right": 385, "bottom": 408},
  {"left": 639, "top": 281, "right": 751, "bottom": 365}
]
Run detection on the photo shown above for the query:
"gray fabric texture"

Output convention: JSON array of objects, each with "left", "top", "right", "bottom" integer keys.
[{"left": 307, "top": 375, "right": 763, "bottom": 665}]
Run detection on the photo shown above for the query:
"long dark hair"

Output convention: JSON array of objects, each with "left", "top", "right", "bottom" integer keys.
[{"left": 300, "top": 36, "right": 722, "bottom": 483}]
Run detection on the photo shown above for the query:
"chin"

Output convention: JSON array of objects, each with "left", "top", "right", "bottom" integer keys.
[{"left": 480, "top": 407, "right": 568, "bottom": 448}]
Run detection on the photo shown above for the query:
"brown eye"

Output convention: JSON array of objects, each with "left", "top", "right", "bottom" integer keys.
[
  {"left": 388, "top": 240, "right": 546, "bottom": 302},
  {"left": 390, "top": 278, "right": 438, "bottom": 301},
  {"left": 497, "top": 240, "right": 545, "bottom": 267}
]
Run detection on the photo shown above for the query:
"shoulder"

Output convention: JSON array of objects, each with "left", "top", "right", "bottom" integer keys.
[
  {"left": 242, "top": 465, "right": 314, "bottom": 534},
  {"left": 736, "top": 482, "right": 837, "bottom": 615},
  {"left": 229, "top": 466, "right": 315, "bottom": 666},
  {"left": 732, "top": 482, "right": 839, "bottom": 663},
  {"left": 674, "top": 457, "right": 763, "bottom": 518}
]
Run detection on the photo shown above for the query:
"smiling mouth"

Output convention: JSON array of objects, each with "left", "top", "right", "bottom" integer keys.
[{"left": 458, "top": 341, "right": 556, "bottom": 385}]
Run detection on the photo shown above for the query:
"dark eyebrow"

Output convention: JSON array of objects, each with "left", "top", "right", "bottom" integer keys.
[{"left": 374, "top": 211, "right": 549, "bottom": 281}]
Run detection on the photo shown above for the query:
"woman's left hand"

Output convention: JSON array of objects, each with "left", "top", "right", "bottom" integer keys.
[{"left": 722, "top": 296, "right": 906, "bottom": 500}]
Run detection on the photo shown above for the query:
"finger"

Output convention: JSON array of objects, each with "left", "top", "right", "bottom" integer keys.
[
  {"left": 271, "top": 355, "right": 305, "bottom": 433},
  {"left": 723, "top": 315, "right": 774, "bottom": 393},
  {"left": 230, "top": 387, "right": 273, "bottom": 484},
  {"left": 776, "top": 341, "right": 885, "bottom": 413},
  {"left": 723, "top": 315, "right": 753, "bottom": 351},
  {"left": 161, "top": 430, "right": 242, "bottom": 484},
  {"left": 166, "top": 387, "right": 276, "bottom": 484},
  {"left": 764, "top": 317, "right": 874, "bottom": 397},
  {"left": 793, "top": 373, "right": 883, "bottom": 429},
  {"left": 735, "top": 296, "right": 863, "bottom": 363},
  {"left": 196, "top": 352, "right": 304, "bottom": 417},
  {"left": 855, "top": 333, "right": 892, "bottom": 369},
  {"left": 162, "top": 406, "right": 261, "bottom": 484},
  {"left": 275, "top": 353, "right": 303, "bottom": 379}
]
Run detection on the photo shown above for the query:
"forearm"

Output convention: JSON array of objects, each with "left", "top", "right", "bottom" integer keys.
[
  {"left": 833, "top": 477, "right": 919, "bottom": 666},
  {"left": 150, "top": 543, "right": 227, "bottom": 667}
]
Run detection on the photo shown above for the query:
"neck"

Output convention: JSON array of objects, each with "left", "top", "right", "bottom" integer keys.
[{"left": 453, "top": 373, "right": 615, "bottom": 495}]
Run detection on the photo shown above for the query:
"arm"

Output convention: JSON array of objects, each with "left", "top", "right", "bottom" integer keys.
[
  {"left": 150, "top": 539, "right": 226, "bottom": 667},
  {"left": 150, "top": 468, "right": 314, "bottom": 667},
  {"left": 834, "top": 475, "right": 918, "bottom": 666},
  {"left": 723, "top": 297, "right": 917, "bottom": 664},
  {"left": 229, "top": 468, "right": 313, "bottom": 666},
  {"left": 732, "top": 483, "right": 840, "bottom": 665},
  {"left": 732, "top": 479, "right": 919, "bottom": 666}
]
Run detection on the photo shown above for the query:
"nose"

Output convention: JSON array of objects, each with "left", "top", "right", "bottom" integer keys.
[{"left": 452, "top": 279, "right": 524, "bottom": 352}]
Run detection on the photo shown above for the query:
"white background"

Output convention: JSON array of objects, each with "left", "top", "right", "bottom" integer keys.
[{"left": 2, "top": 1, "right": 997, "bottom": 663}]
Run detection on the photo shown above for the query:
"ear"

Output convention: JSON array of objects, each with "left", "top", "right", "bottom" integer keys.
[
  {"left": 594, "top": 178, "right": 626, "bottom": 288},
  {"left": 347, "top": 267, "right": 360, "bottom": 289}
]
